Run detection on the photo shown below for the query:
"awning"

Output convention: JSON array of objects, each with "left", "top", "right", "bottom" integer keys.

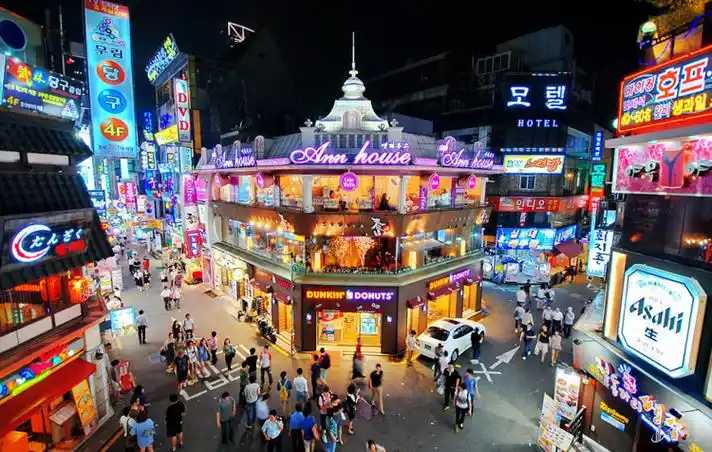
[
  {"left": 273, "top": 291, "right": 292, "bottom": 305},
  {"left": 407, "top": 296, "right": 425, "bottom": 309},
  {"left": 555, "top": 239, "right": 584, "bottom": 259},
  {"left": 252, "top": 279, "right": 271, "bottom": 292},
  {"left": 0, "top": 358, "right": 96, "bottom": 437},
  {"left": 427, "top": 285, "right": 456, "bottom": 300}
]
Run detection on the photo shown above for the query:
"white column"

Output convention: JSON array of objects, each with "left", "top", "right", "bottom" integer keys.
[
  {"left": 398, "top": 176, "right": 408, "bottom": 214},
  {"left": 303, "top": 175, "right": 314, "bottom": 213},
  {"left": 479, "top": 177, "right": 487, "bottom": 206}
]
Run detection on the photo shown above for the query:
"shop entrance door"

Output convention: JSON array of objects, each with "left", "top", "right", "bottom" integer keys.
[
  {"left": 318, "top": 311, "right": 381, "bottom": 347},
  {"left": 428, "top": 292, "right": 455, "bottom": 323},
  {"left": 407, "top": 306, "right": 427, "bottom": 335}
]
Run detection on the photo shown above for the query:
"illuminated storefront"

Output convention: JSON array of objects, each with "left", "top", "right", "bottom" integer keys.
[
  {"left": 303, "top": 286, "right": 395, "bottom": 349},
  {"left": 197, "top": 52, "right": 498, "bottom": 354}
]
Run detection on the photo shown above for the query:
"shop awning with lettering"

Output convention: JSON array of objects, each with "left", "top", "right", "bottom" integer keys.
[
  {"left": 407, "top": 296, "right": 425, "bottom": 309},
  {"left": 0, "top": 358, "right": 96, "bottom": 437},
  {"left": 555, "top": 239, "right": 584, "bottom": 259},
  {"left": 272, "top": 291, "right": 292, "bottom": 305}
]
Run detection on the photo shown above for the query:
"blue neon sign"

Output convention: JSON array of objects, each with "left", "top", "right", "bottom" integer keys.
[
  {"left": 591, "top": 130, "right": 604, "bottom": 161},
  {"left": 84, "top": 0, "right": 137, "bottom": 158}
]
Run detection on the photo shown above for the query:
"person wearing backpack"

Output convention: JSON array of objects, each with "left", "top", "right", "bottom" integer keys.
[
  {"left": 130, "top": 410, "right": 156, "bottom": 452},
  {"left": 277, "top": 370, "right": 293, "bottom": 414},
  {"left": 120, "top": 406, "right": 137, "bottom": 451},
  {"left": 318, "top": 384, "right": 333, "bottom": 430},
  {"left": 318, "top": 348, "right": 331, "bottom": 382}
]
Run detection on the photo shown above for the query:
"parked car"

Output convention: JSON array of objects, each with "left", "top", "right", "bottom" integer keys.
[{"left": 416, "top": 318, "right": 486, "bottom": 361}]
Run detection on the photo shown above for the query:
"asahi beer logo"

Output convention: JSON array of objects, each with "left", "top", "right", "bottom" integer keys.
[{"left": 618, "top": 264, "right": 707, "bottom": 378}]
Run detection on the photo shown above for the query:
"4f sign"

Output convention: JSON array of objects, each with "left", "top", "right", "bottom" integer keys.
[
  {"left": 173, "top": 78, "right": 191, "bottom": 143},
  {"left": 618, "top": 265, "right": 706, "bottom": 378}
]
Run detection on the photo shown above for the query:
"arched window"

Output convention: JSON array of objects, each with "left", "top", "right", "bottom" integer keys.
[{"left": 342, "top": 110, "right": 361, "bottom": 129}]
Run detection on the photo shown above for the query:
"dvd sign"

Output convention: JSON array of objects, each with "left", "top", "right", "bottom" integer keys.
[
  {"left": 173, "top": 78, "right": 191, "bottom": 142},
  {"left": 618, "top": 265, "right": 707, "bottom": 378}
]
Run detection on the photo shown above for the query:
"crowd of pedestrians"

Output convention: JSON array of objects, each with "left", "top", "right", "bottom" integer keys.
[{"left": 514, "top": 280, "right": 577, "bottom": 365}]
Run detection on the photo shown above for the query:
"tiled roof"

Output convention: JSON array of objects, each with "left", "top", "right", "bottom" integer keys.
[
  {"left": 0, "top": 112, "right": 91, "bottom": 158},
  {"left": 0, "top": 172, "right": 113, "bottom": 289},
  {"left": 0, "top": 172, "right": 92, "bottom": 217}
]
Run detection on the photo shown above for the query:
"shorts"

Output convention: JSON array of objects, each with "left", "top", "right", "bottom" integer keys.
[
  {"left": 534, "top": 342, "right": 549, "bottom": 356},
  {"left": 166, "top": 423, "right": 182, "bottom": 437},
  {"left": 177, "top": 372, "right": 188, "bottom": 383}
]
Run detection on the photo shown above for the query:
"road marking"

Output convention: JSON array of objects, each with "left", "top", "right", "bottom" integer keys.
[
  {"left": 471, "top": 362, "right": 501, "bottom": 383},
  {"left": 238, "top": 344, "right": 251, "bottom": 355},
  {"left": 180, "top": 388, "right": 207, "bottom": 401},
  {"left": 489, "top": 346, "right": 520, "bottom": 370}
]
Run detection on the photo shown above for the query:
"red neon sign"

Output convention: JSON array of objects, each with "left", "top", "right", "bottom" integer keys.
[{"left": 618, "top": 43, "right": 712, "bottom": 135}]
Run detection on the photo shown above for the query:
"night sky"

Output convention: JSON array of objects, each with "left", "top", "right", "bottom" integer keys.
[{"left": 5, "top": 0, "right": 657, "bottom": 128}]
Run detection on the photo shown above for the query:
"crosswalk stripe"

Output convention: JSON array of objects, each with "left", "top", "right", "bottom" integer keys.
[{"left": 238, "top": 344, "right": 251, "bottom": 355}]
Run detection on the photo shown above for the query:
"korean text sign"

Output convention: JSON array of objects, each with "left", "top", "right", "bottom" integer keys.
[
  {"left": 84, "top": 0, "right": 137, "bottom": 158},
  {"left": 618, "top": 44, "right": 712, "bottom": 134},
  {"left": 2, "top": 58, "right": 83, "bottom": 120},
  {"left": 499, "top": 73, "right": 570, "bottom": 152}
]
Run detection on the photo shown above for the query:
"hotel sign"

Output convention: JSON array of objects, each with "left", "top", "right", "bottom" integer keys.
[{"left": 618, "top": 265, "right": 706, "bottom": 378}]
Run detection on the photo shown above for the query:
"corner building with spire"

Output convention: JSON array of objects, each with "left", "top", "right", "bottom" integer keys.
[{"left": 191, "top": 40, "right": 503, "bottom": 355}]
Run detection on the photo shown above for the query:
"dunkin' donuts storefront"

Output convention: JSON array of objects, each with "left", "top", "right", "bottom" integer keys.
[{"left": 301, "top": 286, "right": 398, "bottom": 354}]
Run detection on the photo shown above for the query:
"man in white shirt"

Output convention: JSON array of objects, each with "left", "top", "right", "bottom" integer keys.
[
  {"left": 183, "top": 313, "right": 195, "bottom": 340},
  {"left": 136, "top": 310, "right": 147, "bottom": 345},
  {"left": 244, "top": 376, "right": 261, "bottom": 429},
  {"left": 260, "top": 345, "right": 273, "bottom": 387},
  {"left": 552, "top": 307, "right": 564, "bottom": 334},
  {"left": 406, "top": 330, "right": 418, "bottom": 366},
  {"left": 161, "top": 287, "right": 171, "bottom": 310},
  {"left": 516, "top": 288, "right": 527, "bottom": 305},
  {"left": 293, "top": 367, "right": 309, "bottom": 405},
  {"left": 543, "top": 306, "right": 553, "bottom": 331}
]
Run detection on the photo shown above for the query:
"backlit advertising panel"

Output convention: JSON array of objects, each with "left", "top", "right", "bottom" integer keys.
[
  {"left": 618, "top": 43, "right": 712, "bottom": 135},
  {"left": 173, "top": 78, "right": 191, "bottom": 143},
  {"left": 503, "top": 154, "right": 564, "bottom": 174},
  {"left": 2, "top": 57, "right": 83, "bottom": 120},
  {"left": 84, "top": 0, "right": 137, "bottom": 158},
  {"left": 613, "top": 138, "right": 712, "bottom": 196}
]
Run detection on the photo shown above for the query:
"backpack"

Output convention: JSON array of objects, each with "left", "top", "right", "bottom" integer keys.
[
  {"left": 279, "top": 379, "right": 291, "bottom": 401},
  {"left": 321, "top": 353, "right": 331, "bottom": 369}
]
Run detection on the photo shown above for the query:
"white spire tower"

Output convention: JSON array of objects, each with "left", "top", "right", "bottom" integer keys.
[
  {"left": 341, "top": 31, "right": 365, "bottom": 99},
  {"left": 350, "top": 31, "right": 357, "bottom": 77}
]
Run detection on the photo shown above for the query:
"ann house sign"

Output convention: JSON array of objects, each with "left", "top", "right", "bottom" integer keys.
[{"left": 618, "top": 265, "right": 707, "bottom": 378}]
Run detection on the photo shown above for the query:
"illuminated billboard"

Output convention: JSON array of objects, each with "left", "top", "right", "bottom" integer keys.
[
  {"left": 618, "top": 43, "right": 712, "bottom": 135},
  {"left": 502, "top": 154, "right": 564, "bottom": 174},
  {"left": 84, "top": 0, "right": 137, "bottom": 158}
]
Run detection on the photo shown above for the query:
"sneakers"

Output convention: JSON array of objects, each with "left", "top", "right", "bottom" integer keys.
[
  {"left": 522, "top": 356, "right": 527, "bottom": 360},
  {"left": 442, "top": 405, "right": 450, "bottom": 411}
]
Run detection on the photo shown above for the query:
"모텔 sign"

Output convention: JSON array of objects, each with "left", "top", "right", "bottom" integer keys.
[
  {"left": 618, "top": 43, "right": 712, "bottom": 134},
  {"left": 618, "top": 264, "right": 707, "bottom": 378}
]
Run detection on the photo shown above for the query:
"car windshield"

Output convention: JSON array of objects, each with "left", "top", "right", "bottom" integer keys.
[{"left": 426, "top": 326, "right": 449, "bottom": 341}]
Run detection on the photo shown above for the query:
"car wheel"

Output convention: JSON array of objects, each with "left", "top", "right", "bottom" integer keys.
[{"left": 451, "top": 349, "right": 459, "bottom": 362}]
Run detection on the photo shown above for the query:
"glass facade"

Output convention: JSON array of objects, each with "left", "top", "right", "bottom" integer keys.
[
  {"left": 227, "top": 219, "right": 305, "bottom": 266},
  {"left": 400, "top": 226, "right": 483, "bottom": 270}
]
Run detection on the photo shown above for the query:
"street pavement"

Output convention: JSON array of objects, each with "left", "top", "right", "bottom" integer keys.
[{"left": 105, "top": 256, "right": 597, "bottom": 452}]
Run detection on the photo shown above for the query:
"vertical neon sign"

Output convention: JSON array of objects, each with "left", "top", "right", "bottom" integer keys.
[{"left": 84, "top": 0, "right": 137, "bottom": 158}]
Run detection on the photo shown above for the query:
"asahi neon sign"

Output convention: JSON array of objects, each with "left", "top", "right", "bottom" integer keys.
[{"left": 289, "top": 140, "right": 412, "bottom": 165}]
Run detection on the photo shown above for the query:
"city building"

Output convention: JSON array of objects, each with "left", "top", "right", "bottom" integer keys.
[
  {"left": 368, "top": 26, "right": 607, "bottom": 285},
  {"left": 0, "top": 107, "right": 115, "bottom": 448},
  {"left": 563, "top": 8, "right": 712, "bottom": 452},
  {"left": 194, "top": 53, "right": 501, "bottom": 355}
]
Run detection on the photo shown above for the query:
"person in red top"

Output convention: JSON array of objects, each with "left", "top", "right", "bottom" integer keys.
[{"left": 143, "top": 256, "right": 150, "bottom": 272}]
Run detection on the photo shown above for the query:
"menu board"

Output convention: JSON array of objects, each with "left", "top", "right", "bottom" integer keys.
[{"left": 71, "top": 379, "right": 97, "bottom": 430}]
